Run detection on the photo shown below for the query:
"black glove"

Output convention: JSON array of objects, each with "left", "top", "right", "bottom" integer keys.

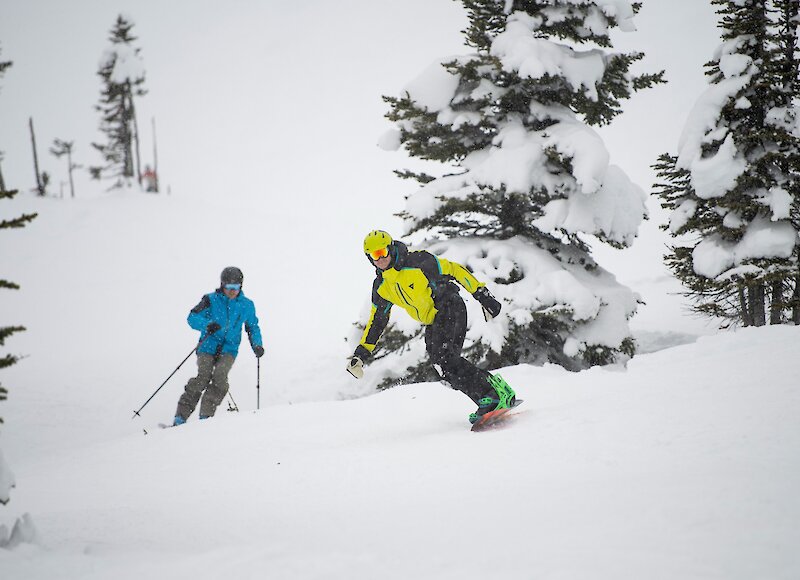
[
  {"left": 206, "top": 322, "right": 221, "bottom": 334},
  {"left": 474, "top": 287, "right": 501, "bottom": 320},
  {"left": 253, "top": 345, "right": 265, "bottom": 358}
]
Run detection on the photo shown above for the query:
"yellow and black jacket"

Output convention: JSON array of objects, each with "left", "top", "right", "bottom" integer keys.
[{"left": 355, "top": 241, "right": 485, "bottom": 359}]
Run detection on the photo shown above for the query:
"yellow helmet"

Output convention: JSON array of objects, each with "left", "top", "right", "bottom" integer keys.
[{"left": 363, "top": 230, "right": 393, "bottom": 259}]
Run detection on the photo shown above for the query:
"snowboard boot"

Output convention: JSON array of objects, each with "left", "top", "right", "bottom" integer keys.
[
  {"left": 468, "top": 374, "right": 516, "bottom": 424},
  {"left": 173, "top": 415, "right": 186, "bottom": 426}
]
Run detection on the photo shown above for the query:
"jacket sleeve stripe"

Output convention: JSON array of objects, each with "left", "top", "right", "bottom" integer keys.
[{"left": 360, "top": 303, "right": 391, "bottom": 352}]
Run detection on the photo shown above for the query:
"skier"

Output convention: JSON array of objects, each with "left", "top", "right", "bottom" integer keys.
[
  {"left": 347, "top": 230, "right": 516, "bottom": 425},
  {"left": 173, "top": 267, "right": 264, "bottom": 426},
  {"left": 142, "top": 165, "right": 157, "bottom": 192}
]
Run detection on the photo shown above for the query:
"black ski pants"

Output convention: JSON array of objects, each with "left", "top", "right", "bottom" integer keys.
[{"left": 425, "top": 292, "right": 492, "bottom": 404}]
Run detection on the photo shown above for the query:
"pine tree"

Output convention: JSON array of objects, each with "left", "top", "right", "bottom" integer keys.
[
  {"left": 0, "top": 190, "right": 37, "bottom": 408},
  {"left": 655, "top": 0, "right": 800, "bottom": 327},
  {"left": 0, "top": 44, "right": 11, "bottom": 193},
  {"left": 352, "top": 0, "right": 663, "bottom": 388},
  {"left": 50, "top": 139, "right": 79, "bottom": 198},
  {"left": 0, "top": 189, "right": 35, "bottom": 505},
  {"left": 770, "top": 0, "right": 800, "bottom": 323},
  {"left": 91, "top": 14, "right": 147, "bottom": 188},
  {"left": 1, "top": 46, "right": 36, "bottom": 505}
]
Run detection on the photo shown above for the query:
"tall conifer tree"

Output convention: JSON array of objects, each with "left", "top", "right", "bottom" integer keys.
[
  {"left": 0, "top": 44, "right": 11, "bottom": 192},
  {"left": 91, "top": 15, "right": 147, "bottom": 188},
  {"left": 655, "top": 0, "right": 800, "bottom": 327},
  {"left": 770, "top": 0, "right": 800, "bottom": 322},
  {"left": 0, "top": 44, "right": 37, "bottom": 505},
  {"left": 351, "top": 0, "right": 663, "bottom": 388}
]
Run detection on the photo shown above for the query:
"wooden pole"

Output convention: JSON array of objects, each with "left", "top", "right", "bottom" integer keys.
[
  {"left": 29, "top": 117, "right": 44, "bottom": 195},
  {"left": 67, "top": 147, "right": 75, "bottom": 199}
]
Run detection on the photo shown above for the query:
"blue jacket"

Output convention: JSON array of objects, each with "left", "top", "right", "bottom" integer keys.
[{"left": 188, "top": 289, "right": 262, "bottom": 357}]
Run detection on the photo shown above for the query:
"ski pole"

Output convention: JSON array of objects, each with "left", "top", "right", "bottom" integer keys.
[
  {"left": 227, "top": 390, "right": 239, "bottom": 412},
  {"left": 132, "top": 335, "right": 209, "bottom": 419},
  {"left": 256, "top": 358, "right": 261, "bottom": 410}
]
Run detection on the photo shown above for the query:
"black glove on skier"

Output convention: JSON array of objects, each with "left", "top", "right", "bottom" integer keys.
[
  {"left": 474, "top": 287, "right": 501, "bottom": 320},
  {"left": 253, "top": 345, "right": 265, "bottom": 358},
  {"left": 206, "top": 322, "right": 221, "bottom": 334}
]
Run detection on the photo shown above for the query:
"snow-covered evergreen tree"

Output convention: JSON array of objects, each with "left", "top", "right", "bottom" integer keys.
[
  {"left": 771, "top": 0, "right": 800, "bottom": 323},
  {"left": 91, "top": 14, "right": 147, "bottom": 188},
  {"left": 1, "top": 52, "right": 36, "bottom": 505},
  {"left": 350, "top": 0, "right": 663, "bottom": 388},
  {"left": 0, "top": 187, "right": 35, "bottom": 505},
  {"left": 655, "top": 0, "right": 800, "bottom": 327}
]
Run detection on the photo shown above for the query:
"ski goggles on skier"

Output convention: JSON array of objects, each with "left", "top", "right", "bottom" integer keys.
[
  {"left": 224, "top": 283, "right": 241, "bottom": 291},
  {"left": 368, "top": 246, "right": 389, "bottom": 260}
]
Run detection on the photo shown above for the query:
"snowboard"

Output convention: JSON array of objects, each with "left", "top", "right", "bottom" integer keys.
[{"left": 470, "top": 399, "right": 524, "bottom": 432}]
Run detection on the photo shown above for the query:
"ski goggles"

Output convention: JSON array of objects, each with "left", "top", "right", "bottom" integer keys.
[
  {"left": 368, "top": 246, "right": 389, "bottom": 260},
  {"left": 224, "top": 283, "right": 241, "bottom": 291}
]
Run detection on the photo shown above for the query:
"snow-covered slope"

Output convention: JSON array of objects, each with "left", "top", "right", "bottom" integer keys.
[
  {"left": 0, "top": 193, "right": 714, "bottom": 462},
  {"left": 4, "top": 2, "right": 786, "bottom": 577},
  {"left": 1, "top": 322, "right": 798, "bottom": 579}
]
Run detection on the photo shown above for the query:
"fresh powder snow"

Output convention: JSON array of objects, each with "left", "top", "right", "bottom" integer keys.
[
  {"left": 0, "top": 193, "right": 798, "bottom": 579},
  {"left": 1, "top": 0, "right": 798, "bottom": 578}
]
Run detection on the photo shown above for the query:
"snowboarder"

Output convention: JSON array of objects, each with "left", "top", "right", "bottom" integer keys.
[
  {"left": 173, "top": 267, "right": 264, "bottom": 426},
  {"left": 347, "top": 230, "right": 516, "bottom": 425}
]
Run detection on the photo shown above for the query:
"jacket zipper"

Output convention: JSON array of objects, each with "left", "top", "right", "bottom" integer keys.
[{"left": 396, "top": 283, "right": 421, "bottom": 320}]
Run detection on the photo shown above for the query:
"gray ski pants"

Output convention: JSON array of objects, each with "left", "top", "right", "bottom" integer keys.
[{"left": 175, "top": 353, "right": 235, "bottom": 420}]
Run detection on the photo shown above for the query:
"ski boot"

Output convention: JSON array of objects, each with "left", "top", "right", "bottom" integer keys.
[
  {"left": 173, "top": 415, "right": 186, "bottom": 426},
  {"left": 468, "top": 374, "right": 517, "bottom": 425}
]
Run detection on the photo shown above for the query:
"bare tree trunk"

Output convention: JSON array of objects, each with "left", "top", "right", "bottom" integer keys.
[
  {"left": 121, "top": 85, "right": 133, "bottom": 179},
  {"left": 739, "top": 286, "right": 752, "bottom": 327},
  {"left": 29, "top": 117, "right": 45, "bottom": 196},
  {"left": 750, "top": 282, "right": 766, "bottom": 327},
  {"left": 129, "top": 87, "right": 142, "bottom": 186},
  {"left": 793, "top": 274, "right": 800, "bottom": 325},
  {"left": 770, "top": 280, "right": 783, "bottom": 324},
  {"left": 67, "top": 148, "right": 75, "bottom": 199},
  {"left": 0, "top": 159, "right": 6, "bottom": 192}
]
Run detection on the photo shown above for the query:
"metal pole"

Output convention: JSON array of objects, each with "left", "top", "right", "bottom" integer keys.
[
  {"left": 257, "top": 358, "right": 261, "bottom": 410},
  {"left": 132, "top": 335, "right": 208, "bottom": 419},
  {"left": 227, "top": 390, "right": 239, "bottom": 413}
]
